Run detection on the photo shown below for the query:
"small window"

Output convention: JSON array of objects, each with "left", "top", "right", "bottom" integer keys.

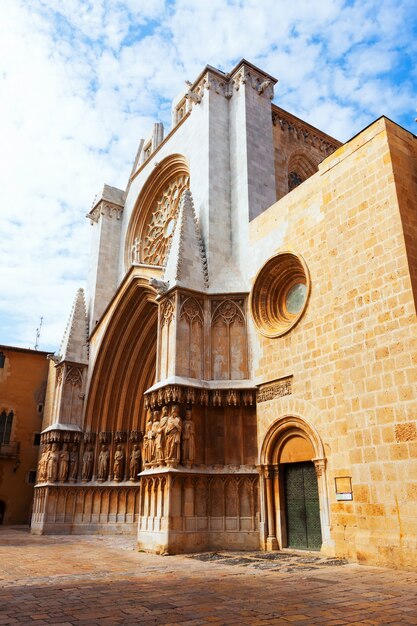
[
  {"left": 37, "top": 404, "right": 43, "bottom": 414},
  {"left": 0, "top": 410, "right": 13, "bottom": 444},
  {"left": 288, "top": 171, "right": 303, "bottom": 191},
  {"left": 33, "top": 433, "right": 41, "bottom": 446},
  {"left": 28, "top": 470, "right": 37, "bottom": 484},
  {"left": 0, "top": 352, "right": 5, "bottom": 368}
]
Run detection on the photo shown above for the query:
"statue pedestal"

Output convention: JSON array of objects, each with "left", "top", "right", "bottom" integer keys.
[{"left": 137, "top": 465, "right": 260, "bottom": 554}]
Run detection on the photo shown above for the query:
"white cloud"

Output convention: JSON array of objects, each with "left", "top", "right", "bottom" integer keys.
[{"left": 0, "top": 0, "right": 416, "bottom": 350}]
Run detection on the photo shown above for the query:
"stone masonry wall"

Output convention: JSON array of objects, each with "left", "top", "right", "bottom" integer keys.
[{"left": 249, "top": 117, "right": 417, "bottom": 568}]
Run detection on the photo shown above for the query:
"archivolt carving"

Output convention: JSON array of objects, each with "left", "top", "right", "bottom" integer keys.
[{"left": 125, "top": 154, "right": 189, "bottom": 271}]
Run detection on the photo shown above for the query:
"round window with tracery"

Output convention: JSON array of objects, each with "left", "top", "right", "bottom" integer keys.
[
  {"left": 141, "top": 174, "right": 189, "bottom": 266},
  {"left": 250, "top": 252, "right": 310, "bottom": 337}
]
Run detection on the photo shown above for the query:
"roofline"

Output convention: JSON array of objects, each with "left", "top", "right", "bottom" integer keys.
[
  {"left": 190, "top": 58, "right": 278, "bottom": 90},
  {"left": 0, "top": 344, "right": 50, "bottom": 356},
  {"left": 272, "top": 104, "right": 342, "bottom": 146},
  {"left": 344, "top": 114, "right": 417, "bottom": 144}
]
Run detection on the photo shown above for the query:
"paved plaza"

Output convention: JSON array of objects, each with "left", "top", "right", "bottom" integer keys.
[{"left": 0, "top": 527, "right": 417, "bottom": 626}]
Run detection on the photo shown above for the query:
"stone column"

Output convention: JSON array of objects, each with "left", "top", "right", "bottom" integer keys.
[
  {"left": 313, "top": 457, "right": 334, "bottom": 554},
  {"left": 265, "top": 465, "right": 278, "bottom": 550}
]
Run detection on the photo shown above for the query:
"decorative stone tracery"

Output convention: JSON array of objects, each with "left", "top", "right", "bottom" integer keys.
[{"left": 141, "top": 173, "right": 190, "bottom": 266}]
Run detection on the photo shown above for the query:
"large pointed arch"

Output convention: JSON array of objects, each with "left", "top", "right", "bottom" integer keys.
[
  {"left": 84, "top": 277, "right": 158, "bottom": 435},
  {"left": 124, "top": 153, "right": 190, "bottom": 270}
]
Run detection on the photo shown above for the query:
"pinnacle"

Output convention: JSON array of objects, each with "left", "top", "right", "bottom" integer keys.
[
  {"left": 58, "top": 288, "right": 89, "bottom": 364},
  {"left": 163, "top": 189, "right": 209, "bottom": 291}
]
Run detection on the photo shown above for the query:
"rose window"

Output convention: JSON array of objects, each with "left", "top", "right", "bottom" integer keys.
[{"left": 141, "top": 174, "right": 189, "bottom": 266}]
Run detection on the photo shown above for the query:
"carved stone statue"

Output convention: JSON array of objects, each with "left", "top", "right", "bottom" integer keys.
[
  {"left": 155, "top": 405, "right": 169, "bottom": 465},
  {"left": 82, "top": 445, "right": 94, "bottom": 481},
  {"left": 113, "top": 445, "right": 125, "bottom": 481},
  {"left": 47, "top": 443, "right": 59, "bottom": 482},
  {"left": 132, "top": 237, "right": 141, "bottom": 264},
  {"left": 182, "top": 409, "right": 196, "bottom": 468},
  {"left": 129, "top": 444, "right": 141, "bottom": 481},
  {"left": 150, "top": 410, "right": 160, "bottom": 463},
  {"left": 58, "top": 443, "right": 70, "bottom": 482},
  {"left": 165, "top": 405, "right": 182, "bottom": 467},
  {"left": 97, "top": 444, "right": 110, "bottom": 481},
  {"left": 38, "top": 444, "right": 50, "bottom": 482},
  {"left": 69, "top": 444, "right": 79, "bottom": 481},
  {"left": 143, "top": 410, "right": 153, "bottom": 466}
]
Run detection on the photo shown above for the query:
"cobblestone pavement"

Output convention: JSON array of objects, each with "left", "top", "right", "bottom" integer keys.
[{"left": 1, "top": 527, "right": 417, "bottom": 626}]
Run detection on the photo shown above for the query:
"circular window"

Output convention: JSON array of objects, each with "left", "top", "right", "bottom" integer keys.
[{"left": 250, "top": 252, "right": 310, "bottom": 337}]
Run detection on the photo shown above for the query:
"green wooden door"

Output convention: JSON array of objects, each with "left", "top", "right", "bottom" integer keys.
[{"left": 284, "top": 462, "right": 322, "bottom": 550}]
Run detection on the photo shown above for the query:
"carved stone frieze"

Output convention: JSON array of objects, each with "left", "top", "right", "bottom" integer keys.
[
  {"left": 144, "top": 385, "right": 255, "bottom": 408},
  {"left": 257, "top": 377, "right": 293, "bottom": 403},
  {"left": 87, "top": 201, "right": 124, "bottom": 225},
  {"left": 98, "top": 431, "right": 112, "bottom": 444},
  {"left": 272, "top": 108, "right": 340, "bottom": 157}
]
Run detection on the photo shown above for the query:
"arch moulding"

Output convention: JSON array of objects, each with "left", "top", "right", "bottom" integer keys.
[
  {"left": 258, "top": 411, "right": 333, "bottom": 555},
  {"left": 124, "top": 153, "right": 190, "bottom": 271}
]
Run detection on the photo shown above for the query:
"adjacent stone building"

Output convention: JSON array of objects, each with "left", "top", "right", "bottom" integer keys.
[
  {"left": 0, "top": 345, "right": 49, "bottom": 524},
  {"left": 32, "top": 59, "right": 417, "bottom": 568}
]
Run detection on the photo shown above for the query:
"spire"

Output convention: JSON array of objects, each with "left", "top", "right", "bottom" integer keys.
[
  {"left": 59, "top": 288, "right": 89, "bottom": 364},
  {"left": 163, "top": 189, "right": 209, "bottom": 291}
]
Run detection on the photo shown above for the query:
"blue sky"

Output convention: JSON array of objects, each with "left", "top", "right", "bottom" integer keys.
[{"left": 0, "top": 0, "right": 416, "bottom": 351}]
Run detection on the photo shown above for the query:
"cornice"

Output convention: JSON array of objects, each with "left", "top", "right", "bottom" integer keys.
[{"left": 272, "top": 105, "right": 342, "bottom": 156}]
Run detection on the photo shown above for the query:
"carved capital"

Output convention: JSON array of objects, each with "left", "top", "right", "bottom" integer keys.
[
  {"left": 313, "top": 458, "right": 326, "bottom": 478},
  {"left": 264, "top": 465, "right": 276, "bottom": 480}
]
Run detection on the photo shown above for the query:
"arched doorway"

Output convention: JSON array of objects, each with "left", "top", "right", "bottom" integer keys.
[{"left": 260, "top": 415, "right": 331, "bottom": 552}]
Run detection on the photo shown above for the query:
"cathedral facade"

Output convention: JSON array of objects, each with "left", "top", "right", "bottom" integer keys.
[{"left": 32, "top": 60, "right": 417, "bottom": 568}]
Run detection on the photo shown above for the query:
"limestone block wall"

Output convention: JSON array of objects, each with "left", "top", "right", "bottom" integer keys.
[
  {"left": 386, "top": 121, "right": 417, "bottom": 308},
  {"left": 249, "top": 117, "right": 417, "bottom": 568}
]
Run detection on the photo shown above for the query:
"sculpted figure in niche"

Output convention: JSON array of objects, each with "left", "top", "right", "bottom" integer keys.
[
  {"left": 129, "top": 444, "right": 141, "bottom": 481},
  {"left": 113, "top": 445, "right": 125, "bottom": 481},
  {"left": 165, "top": 405, "right": 182, "bottom": 467},
  {"left": 182, "top": 408, "right": 196, "bottom": 468},
  {"left": 58, "top": 443, "right": 70, "bottom": 482},
  {"left": 97, "top": 444, "right": 110, "bottom": 481},
  {"left": 82, "top": 445, "right": 94, "bottom": 481},
  {"left": 150, "top": 410, "right": 160, "bottom": 463},
  {"left": 143, "top": 410, "right": 153, "bottom": 465},
  {"left": 156, "top": 405, "right": 169, "bottom": 465},
  {"left": 38, "top": 444, "right": 49, "bottom": 482},
  {"left": 69, "top": 444, "right": 79, "bottom": 481},
  {"left": 47, "top": 442, "right": 59, "bottom": 482}
]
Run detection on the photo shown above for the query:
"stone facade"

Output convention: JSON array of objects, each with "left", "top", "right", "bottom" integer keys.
[{"left": 32, "top": 59, "right": 417, "bottom": 568}]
